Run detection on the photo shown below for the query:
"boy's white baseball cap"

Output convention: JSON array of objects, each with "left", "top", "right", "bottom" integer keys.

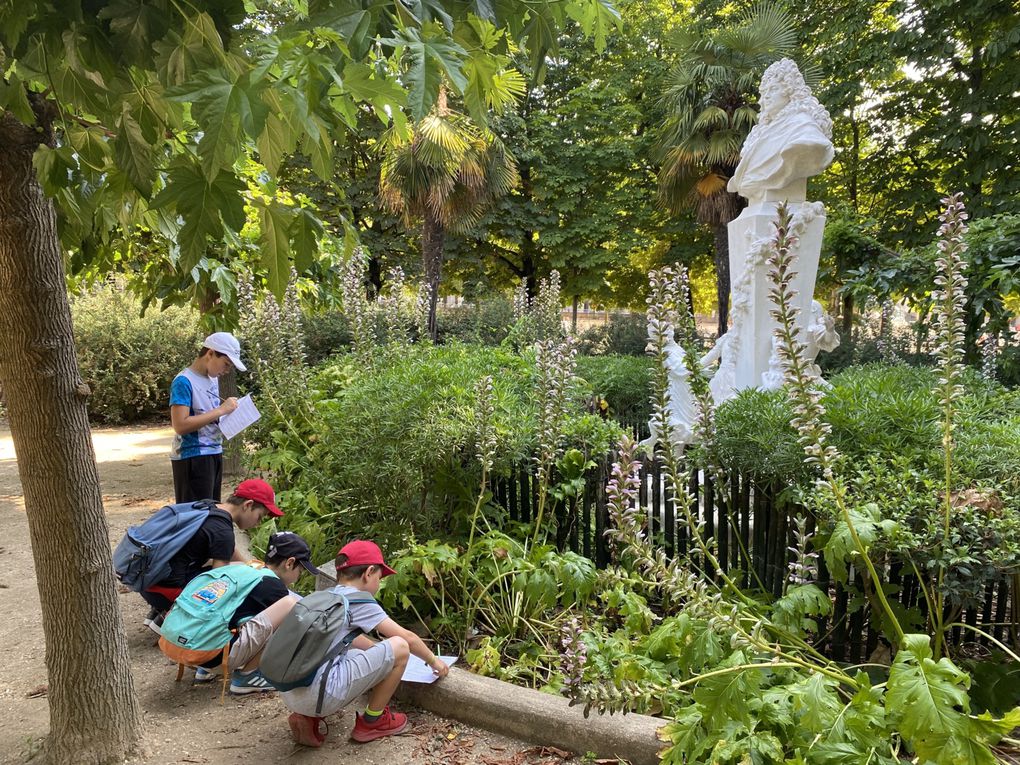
[{"left": 202, "top": 332, "right": 247, "bottom": 372}]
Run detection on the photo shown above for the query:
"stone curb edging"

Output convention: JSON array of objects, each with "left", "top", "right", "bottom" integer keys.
[
  {"left": 315, "top": 562, "right": 664, "bottom": 764},
  {"left": 395, "top": 667, "right": 664, "bottom": 765}
]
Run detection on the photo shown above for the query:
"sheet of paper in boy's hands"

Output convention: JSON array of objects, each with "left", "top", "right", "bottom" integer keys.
[
  {"left": 401, "top": 655, "right": 458, "bottom": 684},
  {"left": 218, "top": 395, "right": 260, "bottom": 440}
]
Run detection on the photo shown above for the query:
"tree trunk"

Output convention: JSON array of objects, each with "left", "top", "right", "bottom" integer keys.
[
  {"left": 219, "top": 367, "right": 242, "bottom": 477},
  {"left": 422, "top": 208, "right": 445, "bottom": 341},
  {"left": 571, "top": 295, "right": 579, "bottom": 333},
  {"left": 713, "top": 223, "right": 731, "bottom": 337},
  {"left": 517, "top": 164, "right": 539, "bottom": 299},
  {"left": 841, "top": 292, "right": 854, "bottom": 340},
  {"left": 0, "top": 108, "right": 142, "bottom": 764}
]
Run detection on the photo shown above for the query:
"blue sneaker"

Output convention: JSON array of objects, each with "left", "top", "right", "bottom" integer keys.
[
  {"left": 194, "top": 667, "right": 219, "bottom": 683},
  {"left": 229, "top": 669, "right": 275, "bottom": 695}
]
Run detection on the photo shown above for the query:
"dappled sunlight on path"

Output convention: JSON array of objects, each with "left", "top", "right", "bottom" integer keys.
[{"left": 0, "top": 424, "right": 176, "bottom": 512}]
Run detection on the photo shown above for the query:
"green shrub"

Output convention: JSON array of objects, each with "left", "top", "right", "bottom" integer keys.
[
  {"left": 301, "top": 309, "right": 352, "bottom": 364},
  {"left": 575, "top": 355, "right": 654, "bottom": 427},
  {"left": 995, "top": 343, "right": 1020, "bottom": 387},
  {"left": 712, "top": 364, "right": 1020, "bottom": 488},
  {"left": 71, "top": 285, "right": 199, "bottom": 424},
  {"left": 436, "top": 298, "right": 515, "bottom": 346},
  {"left": 822, "top": 364, "right": 942, "bottom": 467},
  {"left": 955, "top": 384, "right": 1020, "bottom": 493},
  {"left": 576, "top": 312, "right": 648, "bottom": 356},
  {"left": 713, "top": 389, "right": 808, "bottom": 484},
  {"left": 249, "top": 342, "right": 622, "bottom": 548}
]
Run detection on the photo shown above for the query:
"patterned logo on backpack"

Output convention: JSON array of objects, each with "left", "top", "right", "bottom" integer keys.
[{"left": 192, "top": 579, "right": 230, "bottom": 605}]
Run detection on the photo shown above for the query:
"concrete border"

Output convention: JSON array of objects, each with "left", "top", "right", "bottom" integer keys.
[
  {"left": 314, "top": 561, "right": 664, "bottom": 764},
  {"left": 396, "top": 667, "right": 664, "bottom": 765}
]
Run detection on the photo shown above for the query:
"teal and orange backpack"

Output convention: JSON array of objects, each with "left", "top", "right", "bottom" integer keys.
[{"left": 158, "top": 563, "right": 277, "bottom": 696}]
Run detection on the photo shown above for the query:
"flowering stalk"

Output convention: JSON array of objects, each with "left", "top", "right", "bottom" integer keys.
[
  {"left": 560, "top": 616, "right": 587, "bottom": 701},
  {"left": 339, "top": 247, "right": 374, "bottom": 359},
  {"left": 378, "top": 266, "right": 409, "bottom": 345},
  {"left": 461, "top": 375, "right": 498, "bottom": 645},
  {"left": 766, "top": 203, "right": 904, "bottom": 646},
  {"left": 532, "top": 336, "right": 577, "bottom": 544},
  {"left": 468, "top": 375, "right": 497, "bottom": 552},
  {"left": 877, "top": 299, "right": 897, "bottom": 364},
  {"left": 414, "top": 282, "right": 433, "bottom": 344},
  {"left": 981, "top": 327, "right": 997, "bottom": 382},
  {"left": 675, "top": 267, "right": 716, "bottom": 450},
  {"left": 930, "top": 192, "right": 969, "bottom": 656},
  {"left": 645, "top": 268, "right": 741, "bottom": 595},
  {"left": 534, "top": 270, "right": 564, "bottom": 342},
  {"left": 786, "top": 514, "right": 819, "bottom": 587},
  {"left": 604, "top": 434, "right": 644, "bottom": 565},
  {"left": 511, "top": 280, "right": 529, "bottom": 323}
]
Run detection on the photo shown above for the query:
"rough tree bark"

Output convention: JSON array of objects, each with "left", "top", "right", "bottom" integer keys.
[
  {"left": 712, "top": 222, "right": 731, "bottom": 337},
  {"left": 422, "top": 207, "right": 446, "bottom": 341},
  {"left": 0, "top": 106, "right": 142, "bottom": 763},
  {"left": 704, "top": 181, "right": 745, "bottom": 339}
]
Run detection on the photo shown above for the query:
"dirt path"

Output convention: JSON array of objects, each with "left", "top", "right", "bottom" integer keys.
[{"left": 0, "top": 425, "right": 557, "bottom": 765}]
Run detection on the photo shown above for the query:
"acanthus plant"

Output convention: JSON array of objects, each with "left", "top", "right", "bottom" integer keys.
[{"left": 560, "top": 200, "right": 1020, "bottom": 765}]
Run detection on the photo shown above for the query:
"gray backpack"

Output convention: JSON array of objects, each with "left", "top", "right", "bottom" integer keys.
[{"left": 260, "top": 589, "right": 376, "bottom": 714}]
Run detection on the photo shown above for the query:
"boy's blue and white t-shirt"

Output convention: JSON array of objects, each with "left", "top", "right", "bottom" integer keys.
[{"left": 169, "top": 368, "right": 223, "bottom": 460}]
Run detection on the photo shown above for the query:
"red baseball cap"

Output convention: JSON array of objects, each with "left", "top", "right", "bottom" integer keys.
[
  {"left": 336, "top": 540, "right": 396, "bottom": 577},
  {"left": 234, "top": 478, "right": 283, "bottom": 517}
]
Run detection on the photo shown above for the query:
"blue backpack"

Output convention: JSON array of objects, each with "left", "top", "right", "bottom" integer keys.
[{"left": 113, "top": 500, "right": 223, "bottom": 592}]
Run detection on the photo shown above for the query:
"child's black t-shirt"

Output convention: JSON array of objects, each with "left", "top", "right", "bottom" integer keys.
[
  {"left": 199, "top": 573, "right": 290, "bottom": 669},
  {"left": 162, "top": 510, "right": 235, "bottom": 587},
  {"left": 229, "top": 576, "right": 289, "bottom": 629}
]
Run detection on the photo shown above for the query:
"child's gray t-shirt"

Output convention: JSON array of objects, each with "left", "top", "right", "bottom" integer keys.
[{"left": 278, "top": 585, "right": 389, "bottom": 714}]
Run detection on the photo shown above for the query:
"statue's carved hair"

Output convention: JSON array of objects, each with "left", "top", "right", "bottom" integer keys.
[{"left": 754, "top": 58, "right": 832, "bottom": 139}]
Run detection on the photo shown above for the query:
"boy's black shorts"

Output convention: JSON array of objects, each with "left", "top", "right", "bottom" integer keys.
[{"left": 171, "top": 453, "right": 223, "bottom": 504}]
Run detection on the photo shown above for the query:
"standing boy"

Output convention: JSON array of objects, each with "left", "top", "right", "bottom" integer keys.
[
  {"left": 170, "top": 331, "right": 246, "bottom": 504},
  {"left": 280, "top": 540, "right": 449, "bottom": 746},
  {"left": 139, "top": 478, "right": 283, "bottom": 633}
]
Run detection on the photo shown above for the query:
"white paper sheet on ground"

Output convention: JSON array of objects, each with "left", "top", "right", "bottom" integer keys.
[
  {"left": 219, "top": 395, "right": 261, "bottom": 440},
  {"left": 401, "top": 654, "right": 458, "bottom": 684}
]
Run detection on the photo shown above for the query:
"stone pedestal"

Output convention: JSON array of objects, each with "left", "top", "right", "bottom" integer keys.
[{"left": 727, "top": 197, "right": 826, "bottom": 390}]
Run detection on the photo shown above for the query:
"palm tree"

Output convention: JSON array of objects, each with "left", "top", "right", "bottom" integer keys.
[
  {"left": 379, "top": 88, "right": 519, "bottom": 340},
  {"left": 658, "top": 4, "right": 799, "bottom": 336}
]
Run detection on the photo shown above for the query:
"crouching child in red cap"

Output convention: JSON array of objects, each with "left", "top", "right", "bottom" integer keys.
[
  {"left": 279, "top": 540, "right": 449, "bottom": 745},
  {"left": 114, "top": 478, "right": 284, "bottom": 635}
]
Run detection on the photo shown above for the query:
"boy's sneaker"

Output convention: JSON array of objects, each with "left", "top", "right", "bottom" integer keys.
[
  {"left": 143, "top": 609, "right": 164, "bottom": 636},
  {"left": 288, "top": 713, "right": 327, "bottom": 747},
  {"left": 194, "top": 667, "right": 219, "bottom": 683},
  {"left": 350, "top": 707, "right": 409, "bottom": 742},
  {"left": 229, "top": 669, "right": 275, "bottom": 695}
]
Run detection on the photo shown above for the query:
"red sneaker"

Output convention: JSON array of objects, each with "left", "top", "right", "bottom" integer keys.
[
  {"left": 350, "top": 707, "right": 409, "bottom": 742},
  {"left": 288, "top": 713, "right": 327, "bottom": 747}
]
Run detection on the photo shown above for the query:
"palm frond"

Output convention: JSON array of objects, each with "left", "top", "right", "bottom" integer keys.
[
  {"left": 418, "top": 114, "right": 471, "bottom": 156},
  {"left": 732, "top": 104, "right": 760, "bottom": 130},
  {"left": 695, "top": 172, "right": 728, "bottom": 197},
  {"left": 692, "top": 105, "right": 731, "bottom": 132}
]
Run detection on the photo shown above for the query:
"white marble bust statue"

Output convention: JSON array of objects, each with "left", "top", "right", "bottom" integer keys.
[{"left": 727, "top": 59, "right": 834, "bottom": 205}]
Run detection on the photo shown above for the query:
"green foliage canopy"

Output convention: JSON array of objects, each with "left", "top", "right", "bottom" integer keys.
[{"left": 0, "top": 0, "right": 619, "bottom": 306}]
